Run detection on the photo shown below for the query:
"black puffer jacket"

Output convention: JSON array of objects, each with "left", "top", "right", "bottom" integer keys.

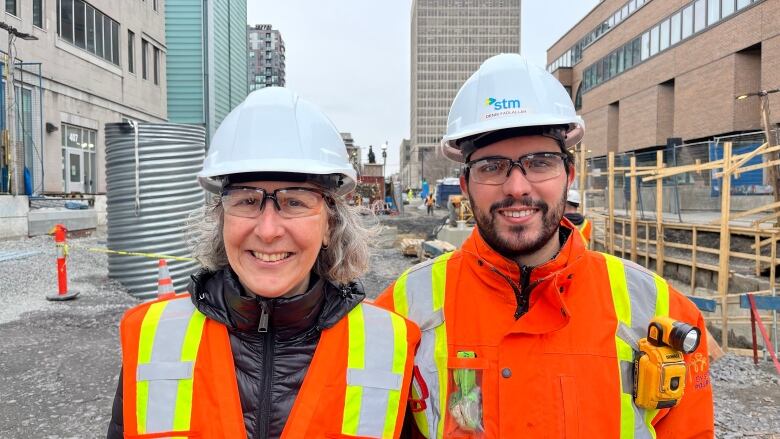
[{"left": 107, "top": 267, "right": 364, "bottom": 439}]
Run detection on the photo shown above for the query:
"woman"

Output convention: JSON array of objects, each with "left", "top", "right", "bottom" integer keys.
[{"left": 107, "top": 88, "right": 420, "bottom": 439}]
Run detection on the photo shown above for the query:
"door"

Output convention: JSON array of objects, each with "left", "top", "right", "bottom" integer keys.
[{"left": 65, "top": 147, "right": 84, "bottom": 193}]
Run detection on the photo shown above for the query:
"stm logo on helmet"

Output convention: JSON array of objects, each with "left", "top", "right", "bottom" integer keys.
[{"left": 485, "top": 97, "right": 521, "bottom": 111}]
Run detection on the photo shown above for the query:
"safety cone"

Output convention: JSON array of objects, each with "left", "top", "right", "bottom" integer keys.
[
  {"left": 157, "top": 259, "right": 176, "bottom": 298},
  {"left": 46, "top": 224, "right": 79, "bottom": 301}
]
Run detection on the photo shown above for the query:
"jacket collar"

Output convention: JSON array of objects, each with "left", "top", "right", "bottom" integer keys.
[
  {"left": 459, "top": 217, "right": 587, "bottom": 334},
  {"left": 188, "top": 267, "right": 364, "bottom": 340}
]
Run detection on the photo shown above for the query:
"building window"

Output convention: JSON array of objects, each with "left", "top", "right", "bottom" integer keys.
[
  {"left": 650, "top": 25, "right": 660, "bottom": 56},
  {"left": 641, "top": 31, "right": 650, "bottom": 60},
  {"left": 670, "top": 12, "right": 682, "bottom": 45},
  {"left": 681, "top": 4, "right": 694, "bottom": 39},
  {"left": 659, "top": 19, "right": 670, "bottom": 51},
  {"left": 5, "top": 0, "right": 16, "bottom": 16},
  {"left": 153, "top": 0, "right": 158, "bottom": 12},
  {"left": 57, "top": 0, "right": 121, "bottom": 66},
  {"left": 694, "top": 0, "right": 706, "bottom": 32},
  {"left": 33, "top": 0, "right": 43, "bottom": 27},
  {"left": 707, "top": 0, "right": 720, "bottom": 24},
  {"left": 86, "top": 5, "right": 95, "bottom": 52},
  {"left": 722, "top": 0, "right": 735, "bottom": 17},
  {"left": 153, "top": 47, "right": 160, "bottom": 85},
  {"left": 127, "top": 30, "right": 135, "bottom": 73},
  {"left": 141, "top": 39, "right": 148, "bottom": 79},
  {"left": 736, "top": 0, "right": 750, "bottom": 8}
]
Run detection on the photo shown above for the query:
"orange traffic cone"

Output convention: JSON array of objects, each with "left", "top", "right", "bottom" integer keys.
[{"left": 157, "top": 259, "right": 175, "bottom": 298}]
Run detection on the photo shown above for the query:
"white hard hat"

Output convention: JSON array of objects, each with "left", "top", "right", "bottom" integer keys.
[
  {"left": 198, "top": 87, "right": 357, "bottom": 195},
  {"left": 567, "top": 189, "right": 581, "bottom": 206},
  {"left": 441, "top": 54, "right": 585, "bottom": 162}
]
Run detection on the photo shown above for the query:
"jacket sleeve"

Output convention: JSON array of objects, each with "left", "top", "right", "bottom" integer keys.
[
  {"left": 652, "top": 289, "right": 714, "bottom": 438},
  {"left": 106, "top": 368, "right": 124, "bottom": 439}
]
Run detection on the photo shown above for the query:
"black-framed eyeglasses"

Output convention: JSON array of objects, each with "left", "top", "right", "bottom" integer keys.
[
  {"left": 466, "top": 152, "right": 569, "bottom": 185},
  {"left": 220, "top": 186, "right": 329, "bottom": 218}
]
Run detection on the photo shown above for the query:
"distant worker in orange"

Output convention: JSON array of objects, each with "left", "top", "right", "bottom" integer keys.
[
  {"left": 564, "top": 188, "right": 591, "bottom": 246},
  {"left": 375, "top": 54, "right": 713, "bottom": 438}
]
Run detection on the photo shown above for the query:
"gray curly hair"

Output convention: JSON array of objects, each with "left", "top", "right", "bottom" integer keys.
[{"left": 188, "top": 193, "right": 374, "bottom": 285}]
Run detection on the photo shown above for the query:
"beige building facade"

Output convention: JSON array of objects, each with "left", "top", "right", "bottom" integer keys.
[
  {"left": 0, "top": 0, "right": 166, "bottom": 196},
  {"left": 406, "top": 0, "right": 521, "bottom": 189},
  {"left": 547, "top": 0, "right": 779, "bottom": 156}
]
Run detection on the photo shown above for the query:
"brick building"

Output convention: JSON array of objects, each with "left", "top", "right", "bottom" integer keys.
[{"left": 547, "top": 0, "right": 779, "bottom": 156}]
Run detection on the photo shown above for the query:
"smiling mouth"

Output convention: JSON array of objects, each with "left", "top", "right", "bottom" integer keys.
[
  {"left": 250, "top": 251, "right": 293, "bottom": 262},
  {"left": 498, "top": 209, "right": 536, "bottom": 218}
]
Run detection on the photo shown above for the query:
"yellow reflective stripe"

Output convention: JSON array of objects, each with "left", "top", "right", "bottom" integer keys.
[
  {"left": 616, "top": 338, "right": 635, "bottom": 439},
  {"left": 431, "top": 252, "right": 453, "bottom": 311},
  {"left": 433, "top": 324, "right": 448, "bottom": 439},
  {"left": 382, "top": 313, "right": 409, "bottom": 438},
  {"left": 342, "top": 305, "right": 366, "bottom": 436},
  {"left": 431, "top": 252, "right": 452, "bottom": 439},
  {"left": 172, "top": 311, "right": 207, "bottom": 432},
  {"left": 393, "top": 268, "right": 410, "bottom": 318},
  {"left": 653, "top": 275, "right": 670, "bottom": 316},
  {"left": 135, "top": 301, "right": 168, "bottom": 434},
  {"left": 605, "top": 254, "right": 635, "bottom": 439},
  {"left": 604, "top": 254, "right": 631, "bottom": 325}
]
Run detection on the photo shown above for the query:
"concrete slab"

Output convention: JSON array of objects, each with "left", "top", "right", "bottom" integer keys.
[
  {"left": 0, "top": 196, "right": 29, "bottom": 239},
  {"left": 27, "top": 208, "right": 97, "bottom": 236},
  {"left": 437, "top": 224, "right": 473, "bottom": 248}
]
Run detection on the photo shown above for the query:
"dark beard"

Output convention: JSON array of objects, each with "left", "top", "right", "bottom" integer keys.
[{"left": 472, "top": 190, "right": 566, "bottom": 261}]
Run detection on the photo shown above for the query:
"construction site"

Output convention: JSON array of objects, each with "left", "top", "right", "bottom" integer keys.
[{"left": 0, "top": 192, "right": 778, "bottom": 437}]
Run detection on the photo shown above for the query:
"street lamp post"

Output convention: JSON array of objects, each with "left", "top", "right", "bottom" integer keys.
[
  {"left": 381, "top": 141, "right": 388, "bottom": 205},
  {"left": 0, "top": 22, "right": 37, "bottom": 195}
]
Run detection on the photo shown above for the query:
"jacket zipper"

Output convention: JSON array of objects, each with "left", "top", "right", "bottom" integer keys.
[{"left": 255, "top": 299, "right": 274, "bottom": 439}]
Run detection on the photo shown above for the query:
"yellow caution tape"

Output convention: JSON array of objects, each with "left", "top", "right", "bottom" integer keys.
[{"left": 82, "top": 246, "right": 195, "bottom": 262}]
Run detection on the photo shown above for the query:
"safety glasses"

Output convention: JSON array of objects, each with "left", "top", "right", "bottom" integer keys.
[{"left": 220, "top": 186, "right": 329, "bottom": 219}]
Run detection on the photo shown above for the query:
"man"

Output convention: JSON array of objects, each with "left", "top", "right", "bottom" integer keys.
[
  {"left": 376, "top": 54, "right": 713, "bottom": 438},
  {"left": 564, "top": 188, "right": 592, "bottom": 246},
  {"left": 425, "top": 193, "right": 435, "bottom": 216}
]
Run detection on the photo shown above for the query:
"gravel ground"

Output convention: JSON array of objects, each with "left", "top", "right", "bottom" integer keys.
[{"left": 1, "top": 212, "right": 779, "bottom": 438}]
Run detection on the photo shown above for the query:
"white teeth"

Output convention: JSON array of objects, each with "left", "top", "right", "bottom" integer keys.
[
  {"left": 502, "top": 210, "right": 533, "bottom": 218},
  {"left": 251, "top": 251, "right": 291, "bottom": 262}
]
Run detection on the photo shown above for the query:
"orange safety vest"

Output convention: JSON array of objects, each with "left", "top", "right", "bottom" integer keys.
[
  {"left": 578, "top": 218, "right": 592, "bottom": 245},
  {"left": 375, "top": 222, "right": 713, "bottom": 438},
  {"left": 120, "top": 294, "right": 420, "bottom": 439}
]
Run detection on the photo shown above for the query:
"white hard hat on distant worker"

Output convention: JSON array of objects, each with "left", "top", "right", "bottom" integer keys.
[
  {"left": 567, "top": 189, "right": 581, "bottom": 206},
  {"left": 198, "top": 87, "right": 357, "bottom": 195},
  {"left": 440, "top": 53, "right": 585, "bottom": 163}
]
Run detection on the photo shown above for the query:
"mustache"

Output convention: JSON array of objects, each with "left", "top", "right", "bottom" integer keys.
[{"left": 489, "top": 196, "right": 548, "bottom": 214}]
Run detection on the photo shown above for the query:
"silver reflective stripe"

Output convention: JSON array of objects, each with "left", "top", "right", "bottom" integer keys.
[
  {"left": 347, "top": 369, "right": 402, "bottom": 390},
  {"left": 404, "top": 258, "right": 437, "bottom": 329},
  {"left": 620, "top": 360, "right": 634, "bottom": 395},
  {"left": 141, "top": 298, "right": 196, "bottom": 434},
  {"left": 353, "top": 304, "right": 401, "bottom": 438},
  {"left": 404, "top": 261, "right": 443, "bottom": 437},
  {"left": 137, "top": 361, "right": 193, "bottom": 381},
  {"left": 615, "top": 258, "right": 661, "bottom": 439},
  {"left": 623, "top": 261, "right": 659, "bottom": 340}
]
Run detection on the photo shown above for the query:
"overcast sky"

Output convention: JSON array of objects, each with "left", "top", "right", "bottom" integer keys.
[{"left": 247, "top": 1, "right": 600, "bottom": 174}]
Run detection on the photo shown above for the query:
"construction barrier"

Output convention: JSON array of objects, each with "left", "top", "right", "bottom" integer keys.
[{"left": 46, "top": 224, "right": 79, "bottom": 301}]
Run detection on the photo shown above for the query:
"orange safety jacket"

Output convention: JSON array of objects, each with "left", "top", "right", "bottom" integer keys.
[
  {"left": 578, "top": 218, "right": 592, "bottom": 245},
  {"left": 375, "top": 221, "right": 713, "bottom": 438},
  {"left": 120, "top": 294, "right": 420, "bottom": 439}
]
